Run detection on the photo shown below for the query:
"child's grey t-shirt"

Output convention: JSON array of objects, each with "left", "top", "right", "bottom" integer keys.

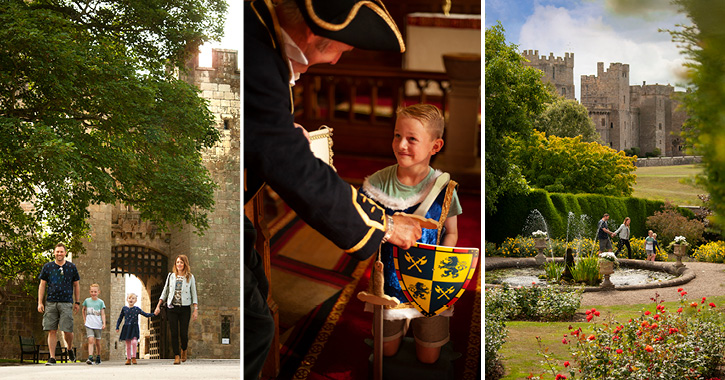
[
  {"left": 366, "top": 164, "right": 462, "bottom": 217},
  {"left": 83, "top": 298, "right": 106, "bottom": 329}
]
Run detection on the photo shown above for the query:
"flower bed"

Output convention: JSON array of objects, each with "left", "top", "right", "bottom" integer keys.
[{"left": 532, "top": 288, "right": 725, "bottom": 379}]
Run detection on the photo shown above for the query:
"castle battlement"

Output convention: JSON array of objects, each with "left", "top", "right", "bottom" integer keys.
[{"left": 521, "top": 49, "right": 574, "bottom": 67}]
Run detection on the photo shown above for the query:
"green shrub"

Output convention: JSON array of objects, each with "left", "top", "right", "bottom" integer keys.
[
  {"left": 486, "top": 286, "right": 583, "bottom": 322},
  {"left": 570, "top": 255, "right": 600, "bottom": 285},
  {"left": 645, "top": 202, "right": 706, "bottom": 249},
  {"left": 486, "top": 189, "right": 666, "bottom": 244},
  {"left": 693, "top": 240, "right": 725, "bottom": 263},
  {"left": 485, "top": 289, "right": 509, "bottom": 380}
]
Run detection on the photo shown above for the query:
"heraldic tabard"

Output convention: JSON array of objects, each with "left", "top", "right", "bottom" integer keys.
[{"left": 393, "top": 243, "right": 479, "bottom": 317}]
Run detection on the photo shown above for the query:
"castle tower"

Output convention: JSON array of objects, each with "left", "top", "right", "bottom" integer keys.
[
  {"left": 580, "top": 62, "right": 632, "bottom": 150},
  {"left": 521, "top": 50, "right": 575, "bottom": 100}
]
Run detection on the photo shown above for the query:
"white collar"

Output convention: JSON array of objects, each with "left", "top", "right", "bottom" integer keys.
[{"left": 279, "top": 28, "right": 308, "bottom": 86}]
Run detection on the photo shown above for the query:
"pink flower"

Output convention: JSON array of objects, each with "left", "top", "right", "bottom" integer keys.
[{"left": 562, "top": 338, "right": 568, "bottom": 344}]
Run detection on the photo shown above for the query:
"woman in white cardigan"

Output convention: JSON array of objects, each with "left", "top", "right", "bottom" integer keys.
[
  {"left": 155, "top": 255, "right": 198, "bottom": 364},
  {"left": 613, "top": 217, "right": 632, "bottom": 259}
]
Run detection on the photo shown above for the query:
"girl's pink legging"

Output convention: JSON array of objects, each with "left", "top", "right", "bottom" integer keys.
[{"left": 125, "top": 338, "right": 138, "bottom": 359}]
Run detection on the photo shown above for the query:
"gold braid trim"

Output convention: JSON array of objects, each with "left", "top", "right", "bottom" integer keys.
[{"left": 436, "top": 180, "right": 458, "bottom": 245}]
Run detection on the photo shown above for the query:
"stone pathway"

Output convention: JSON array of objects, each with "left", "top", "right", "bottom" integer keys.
[{"left": 0, "top": 359, "right": 240, "bottom": 380}]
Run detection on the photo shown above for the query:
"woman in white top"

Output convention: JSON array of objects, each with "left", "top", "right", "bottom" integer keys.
[
  {"left": 613, "top": 217, "right": 632, "bottom": 259},
  {"left": 155, "top": 255, "right": 198, "bottom": 365}
]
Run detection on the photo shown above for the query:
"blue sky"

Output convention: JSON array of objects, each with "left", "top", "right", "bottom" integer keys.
[{"left": 485, "top": 0, "right": 691, "bottom": 100}]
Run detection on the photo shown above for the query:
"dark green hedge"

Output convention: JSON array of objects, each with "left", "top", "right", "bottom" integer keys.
[{"left": 485, "top": 189, "right": 690, "bottom": 244}]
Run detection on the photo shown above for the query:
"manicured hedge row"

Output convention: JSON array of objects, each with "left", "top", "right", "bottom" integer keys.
[{"left": 485, "top": 189, "right": 694, "bottom": 244}]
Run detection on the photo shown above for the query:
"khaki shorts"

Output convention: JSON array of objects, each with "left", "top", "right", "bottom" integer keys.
[
  {"left": 86, "top": 327, "right": 102, "bottom": 339},
  {"left": 43, "top": 302, "right": 74, "bottom": 332},
  {"left": 599, "top": 238, "right": 612, "bottom": 251},
  {"left": 381, "top": 316, "right": 450, "bottom": 348}
]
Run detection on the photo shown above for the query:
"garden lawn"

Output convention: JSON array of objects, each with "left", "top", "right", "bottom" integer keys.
[
  {"left": 498, "top": 294, "right": 725, "bottom": 379},
  {"left": 632, "top": 164, "right": 703, "bottom": 206}
]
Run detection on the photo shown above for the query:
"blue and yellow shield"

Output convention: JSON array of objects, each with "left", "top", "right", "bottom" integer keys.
[{"left": 393, "top": 243, "right": 479, "bottom": 317}]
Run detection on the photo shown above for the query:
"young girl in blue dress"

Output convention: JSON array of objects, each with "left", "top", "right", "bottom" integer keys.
[{"left": 116, "top": 293, "right": 156, "bottom": 364}]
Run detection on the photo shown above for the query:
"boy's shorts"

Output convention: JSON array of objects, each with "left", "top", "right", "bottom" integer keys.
[
  {"left": 43, "top": 302, "right": 74, "bottom": 332},
  {"left": 646, "top": 249, "right": 655, "bottom": 256},
  {"left": 86, "top": 327, "right": 102, "bottom": 339},
  {"left": 382, "top": 315, "right": 450, "bottom": 348}
]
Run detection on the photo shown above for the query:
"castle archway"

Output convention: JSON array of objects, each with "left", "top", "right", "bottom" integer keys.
[{"left": 112, "top": 245, "right": 168, "bottom": 359}]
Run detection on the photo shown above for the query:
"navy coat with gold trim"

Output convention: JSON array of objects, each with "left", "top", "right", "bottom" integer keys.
[{"left": 244, "top": 0, "right": 387, "bottom": 262}]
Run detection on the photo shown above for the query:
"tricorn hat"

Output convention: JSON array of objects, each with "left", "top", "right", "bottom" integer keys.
[{"left": 294, "top": 0, "right": 405, "bottom": 52}]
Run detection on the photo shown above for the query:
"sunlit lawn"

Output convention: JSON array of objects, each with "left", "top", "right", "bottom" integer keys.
[
  {"left": 498, "top": 294, "right": 725, "bottom": 379},
  {"left": 632, "top": 164, "right": 703, "bottom": 206}
]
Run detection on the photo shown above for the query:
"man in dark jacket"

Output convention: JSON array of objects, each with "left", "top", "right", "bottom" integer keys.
[{"left": 244, "top": 0, "right": 421, "bottom": 377}]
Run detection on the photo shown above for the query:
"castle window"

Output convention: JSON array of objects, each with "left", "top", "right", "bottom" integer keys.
[
  {"left": 659, "top": 123, "right": 662, "bottom": 130},
  {"left": 610, "top": 122, "right": 614, "bottom": 129},
  {"left": 224, "top": 119, "right": 230, "bottom": 130},
  {"left": 560, "top": 88, "right": 566, "bottom": 96},
  {"left": 601, "top": 118, "right": 605, "bottom": 127},
  {"left": 610, "top": 142, "right": 613, "bottom": 147}
]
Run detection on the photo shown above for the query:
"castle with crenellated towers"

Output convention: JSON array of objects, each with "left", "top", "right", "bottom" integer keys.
[{"left": 523, "top": 50, "right": 688, "bottom": 157}]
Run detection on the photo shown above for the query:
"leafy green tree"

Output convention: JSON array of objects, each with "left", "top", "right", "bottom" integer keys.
[
  {"left": 534, "top": 97, "right": 601, "bottom": 143},
  {"left": 667, "top": 1, "right": 725, "bottom": 225},
  {"left": 485, "top": 22, "right": 554, "bottom": 214},
  {"left": 508, "top": 131, "right": 637, "bottom": 196},
  {"left": 0, "top": 0, "right": 227, "bottom": 290}
]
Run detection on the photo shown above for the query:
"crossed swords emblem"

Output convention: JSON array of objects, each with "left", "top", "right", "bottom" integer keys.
[{"left": 405, "top": 251, "right": 427, "bottom": 273}]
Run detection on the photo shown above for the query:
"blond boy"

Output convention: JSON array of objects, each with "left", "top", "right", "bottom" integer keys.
[
  {"left": 361, "top": 104, "right": 462, "bottom": 364},
  {"left": 82, "top": 284, "right": 106, "bottom": 364}
]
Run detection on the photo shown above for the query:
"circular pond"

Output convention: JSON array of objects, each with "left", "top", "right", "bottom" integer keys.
[
  {"left": 484, "top": 257, "right": 695, "bottom": 292},
  {"left": 486, "top": 266, "right": 678, "bottom": 288}
]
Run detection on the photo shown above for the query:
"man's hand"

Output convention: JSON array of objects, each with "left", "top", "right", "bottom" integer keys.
[
  {"left": 294, "top": 123, "right": 311, "bottom": 143},
  {"left": 73, "top": 303, "right": 79, "bottom": 314},
  {"left": 38, "top": 303, "right": 44, "bottom": 313},
  {"left": 386, "top": 214, "right": 422, "bottom": 249}
]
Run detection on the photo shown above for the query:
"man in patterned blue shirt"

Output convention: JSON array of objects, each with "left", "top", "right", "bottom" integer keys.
[{"left": 38, "top": 243, "right": 80, "bottom": 365}]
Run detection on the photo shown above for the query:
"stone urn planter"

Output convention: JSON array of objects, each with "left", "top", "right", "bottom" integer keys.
[
  {"left": 533, "top": 237, "right": 547, "bottom": 265},
  {"left": 598, "top": 258, "right": 615, "bottom": 289},
  {"left": 673, "top": 243, "right": 688, "bottom": 270}
]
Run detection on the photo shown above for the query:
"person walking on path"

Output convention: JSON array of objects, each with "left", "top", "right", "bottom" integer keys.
[
  {"left": 155, "top": 255, "right": 198, "bottom": 365},
  {"left": 597, "top": 213, "right": 616, "bottom": 253},
  {"left": 82, "top": 283, "right": 106, "bottom": 365},
  {"left": 116, "top": 293, "right": 155, "bottom": 365},
  {"left": 37, "top": 243, "right": 80, "bottom": 365},
  {"left": 613, "top": 217, "right": 632, "bottom": 259}
]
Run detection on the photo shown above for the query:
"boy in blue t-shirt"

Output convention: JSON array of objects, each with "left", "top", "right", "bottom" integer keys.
[{"left": 82, "top": 284, "right": 106, "bottom": 364}]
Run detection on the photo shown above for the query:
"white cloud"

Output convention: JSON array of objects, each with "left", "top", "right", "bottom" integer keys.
[{"left": 517, "top": 1, "right": 690, "bottom": 100}]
